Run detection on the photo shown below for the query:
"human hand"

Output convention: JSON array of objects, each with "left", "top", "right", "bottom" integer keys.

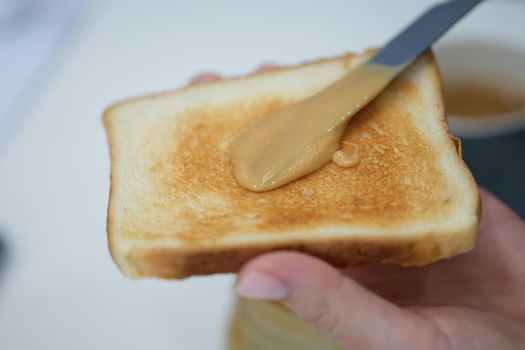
[{"left": 234, "top": 188, "right": 525, "bottom": 349}]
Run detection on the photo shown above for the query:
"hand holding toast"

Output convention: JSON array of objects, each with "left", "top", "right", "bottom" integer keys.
[{"left": 235, "top": 188, "right": 525, "bottom": 349}]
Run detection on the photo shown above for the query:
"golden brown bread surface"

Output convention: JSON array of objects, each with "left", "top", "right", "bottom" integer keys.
[{"left": 104, "top": 50, "right": 480, "bottom": 279}]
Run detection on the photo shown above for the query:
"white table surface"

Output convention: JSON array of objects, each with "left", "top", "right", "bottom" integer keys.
[{"left": 0, "top": 1, "right": 524, "bottom": 349}]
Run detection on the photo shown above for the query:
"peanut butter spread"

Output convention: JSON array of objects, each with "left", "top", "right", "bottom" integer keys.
[{"left": 231, "top": 62, "right": 401, "bottom": 192}]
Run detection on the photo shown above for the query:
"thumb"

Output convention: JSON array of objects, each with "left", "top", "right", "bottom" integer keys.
[{"left": 235, "top": 252, "right": 447, "bottom": 350}]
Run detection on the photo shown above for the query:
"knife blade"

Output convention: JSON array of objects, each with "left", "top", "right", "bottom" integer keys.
[{"left": 372, "top": 0, "right": 483, "bottom": 67}]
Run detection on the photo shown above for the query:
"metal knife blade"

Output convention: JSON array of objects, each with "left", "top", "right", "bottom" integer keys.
[{"left": 371, "top": 0, "right": 483, "bottom": 67}]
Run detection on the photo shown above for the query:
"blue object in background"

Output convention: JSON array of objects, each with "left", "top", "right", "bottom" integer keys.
[
  {"left": 462, "top": 130, "right": 525, "bottom": 219},
  {"left": 0, "top": 233, "right": 6, "bottom": 281},
  {"left": 0, "top": 0, "right": 85, "bottom": 152}
]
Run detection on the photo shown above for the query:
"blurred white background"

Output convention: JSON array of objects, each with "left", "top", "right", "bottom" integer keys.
[{"left": 0, "top": 0, "right": 524, "bottom": 349}]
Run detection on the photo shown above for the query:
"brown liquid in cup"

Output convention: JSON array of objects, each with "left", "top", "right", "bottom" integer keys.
[{"left": 444, "top": 82, "right": 525, "bottom": 117}]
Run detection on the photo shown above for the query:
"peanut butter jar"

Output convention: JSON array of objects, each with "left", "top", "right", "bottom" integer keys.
[{"left": 228, "top": 297, "right": 343, "bottom": 350}]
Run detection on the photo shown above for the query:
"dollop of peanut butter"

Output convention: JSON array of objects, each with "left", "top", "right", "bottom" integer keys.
[
  {"left": 231, "top": 60, "right": 404, "bottom": 192},
  {"left": 332, "top": 143, "right": 360, "bottom": 168}
]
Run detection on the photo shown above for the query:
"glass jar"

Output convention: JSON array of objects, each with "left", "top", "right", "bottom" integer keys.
[{"left": 228, "top": 297, "right": 343, "bottom": 350}]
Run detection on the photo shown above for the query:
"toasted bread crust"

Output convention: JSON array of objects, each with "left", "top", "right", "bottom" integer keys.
[
  {"left": 102, "top": 53, "right": 358, "bottom": 120},
  {"left": 104, "top": 50, "right": 480, "bottom": 279},
  {"left": 125, "top": 225, "right": 478, "bottom": 279}
]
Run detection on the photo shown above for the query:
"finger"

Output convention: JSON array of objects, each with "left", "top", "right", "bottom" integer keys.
[
  {"left": 188, "top": 72, "right": 222, "bottom": 85},
  {"left": 235, "top": 251, "right": 447, "bottom": 349},
  {"left": 255, "top": 63, "right": 281, "bottom": 73},
  {"left": 478, "top": 187, "right": 523, "bottom": 233},
  {"left": 341, "top": 263, "right": 426, "bottom": 303}
]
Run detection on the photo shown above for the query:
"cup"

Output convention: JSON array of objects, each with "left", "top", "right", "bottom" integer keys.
[{"left": 435, "top": 40, "right": 525, "bottom": 138}]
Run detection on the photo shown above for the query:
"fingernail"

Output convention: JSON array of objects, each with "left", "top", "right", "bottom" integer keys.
[
  {"left": 235, "top": 270, "right": 289, "bottom": 300},
  {"left": 189, "top": 73, "right": 221, "bottom": 85}
]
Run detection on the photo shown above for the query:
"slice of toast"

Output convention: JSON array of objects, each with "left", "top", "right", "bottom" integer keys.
[{"left": 103, "top": 50, "right": 480, "bottom": 279}]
